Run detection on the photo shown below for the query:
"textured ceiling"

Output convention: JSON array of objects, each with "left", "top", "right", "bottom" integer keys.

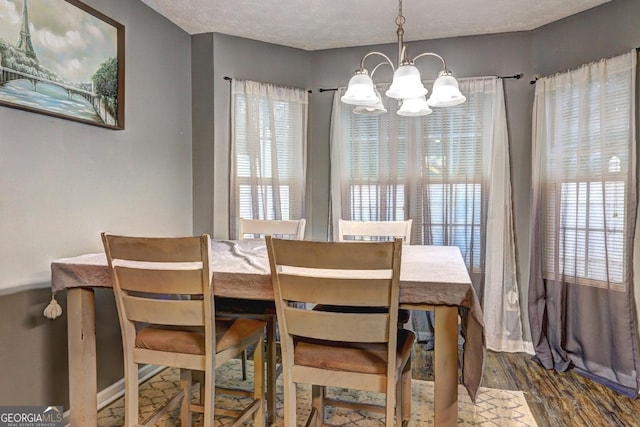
[{"left": 139, "top": 0, "right": 612, "bottom": 51}]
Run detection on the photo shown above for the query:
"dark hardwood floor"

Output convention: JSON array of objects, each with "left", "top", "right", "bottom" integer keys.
[{"left": 412, "top": 343, "right": 640, "bottom": 427}]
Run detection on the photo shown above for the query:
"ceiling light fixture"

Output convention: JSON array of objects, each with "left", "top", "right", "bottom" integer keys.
[{"left": 341, "top": 0, "right": 466, "bottom": 116}]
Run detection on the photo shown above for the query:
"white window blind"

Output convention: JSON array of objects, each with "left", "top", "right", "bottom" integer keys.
[
  {"left": 341, "top": 96, "right": 408, "bottom": 221},
  {"left": 230, "top": 80, "right": 307, "bottom": 237},
  {"left": 411, "top": 86, "right": 488, "bottom": 269},
  {"left": 334, "top": 79, "right": 492, "bottom": 269}
]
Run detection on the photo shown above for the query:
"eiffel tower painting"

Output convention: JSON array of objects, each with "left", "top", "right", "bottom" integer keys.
[
  {"left": 0, "top": 0, "right": 123, "bottom": 128},
  {"left": 16, "top": 0, "right": 37, "bottom": 60}
]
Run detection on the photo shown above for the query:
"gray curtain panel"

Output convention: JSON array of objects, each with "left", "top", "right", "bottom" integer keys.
[{"left": 528, "top": 50, "right": 640, "bottom": 397}]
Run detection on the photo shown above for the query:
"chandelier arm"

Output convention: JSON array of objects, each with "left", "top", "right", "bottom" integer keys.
[
  {"left": 359, "top": 51, "right": 396, "bottom": 74},
  {"left": 369, "top": 61, "right": 394, "bottom": 79},
  {"left": 412, "top": 52, "right": 447, "bottom": 70}
]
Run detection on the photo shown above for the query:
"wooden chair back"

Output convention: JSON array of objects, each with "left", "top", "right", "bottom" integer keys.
[
  {"left": 266, "top": 237, "right": 408, "bottom": 426},
  {"left": 239, "top": 218, "right": 306, "bottom": 240},
  {"left": 103, "top": 234, "right": 214, "bottom": 369},
  {"left": 338, "top": 219, "right": 413, "bottom": 244}
]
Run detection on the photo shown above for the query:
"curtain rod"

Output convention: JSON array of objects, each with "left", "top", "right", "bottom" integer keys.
[
  {"left": 531, "top": 48, "right": 640, "bottom": 84},
  {"left": 223, "top": 76, "right": 312, "bottom": 93},
  {"left": 318, "top": 73, "right": 524, "bottom": 93}
]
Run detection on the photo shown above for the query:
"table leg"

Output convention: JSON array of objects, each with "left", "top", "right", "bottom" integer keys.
[
  {"left": 67, "top": 287, "right": 98, "bottom": 427},
  {"left": 265, "top": 316, "right": 277, "bottom": 425},
  {"left": 434, "top": 306, "right": 458, "bottom": 427}
]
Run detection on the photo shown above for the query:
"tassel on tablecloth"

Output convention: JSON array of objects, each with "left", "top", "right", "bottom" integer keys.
[{"left": 43, "top": 295, "right": 62, "bottom": 319}]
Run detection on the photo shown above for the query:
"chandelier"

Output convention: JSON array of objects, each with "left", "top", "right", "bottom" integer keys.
[{"left": 341, "top": 0, "right": 466, "bottom": 116}]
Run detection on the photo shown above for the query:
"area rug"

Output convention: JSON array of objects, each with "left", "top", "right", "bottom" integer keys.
[{"left": 97, "top": 360, "right": 537, "bottom": 426}]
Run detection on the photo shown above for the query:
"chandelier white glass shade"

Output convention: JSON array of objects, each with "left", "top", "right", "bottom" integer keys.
[
  {"left": 397, "top": 95, "right": 432, "bottom": 116},
  {"left": 385, "top": 64, "right": 427, "bottom": 99},
  {"left": 428, "top": 70, "right": 466, "bottom": 107},
  {"left": 353, "top": 88, "right": 388, "bottom": 115},
  {"left": 341, "top": 71, "right": 378, "bottom": 105},
  {"left": 341, "top": 0, "right": 466, "bottom": 116}
]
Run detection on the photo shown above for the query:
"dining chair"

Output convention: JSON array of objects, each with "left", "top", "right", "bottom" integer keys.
[
  {"left": 328, "top": 219, "right": 414, "bottom": 326},
  {"left": 216, "top": 217, "right": 306, "bottom": 424},
  {"left": 238, "top": 218, "right": 306, "bottom": 240},
  {"left": 338, "top": 218, "right": 413, "bottom": 244},
  {"left": 101, "top": 233, "right": 265, "bottom": 427},
  {"left": 266, "top": 236, "right": 415, "bottom": 427}
]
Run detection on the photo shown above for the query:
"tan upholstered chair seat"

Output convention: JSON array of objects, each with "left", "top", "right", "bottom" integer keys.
[
  {"left": 136, "top": 318, "right": 265, "bottom": 355},
  {"left": 295, "top": 329, "right": 415, "bottom": 375}
]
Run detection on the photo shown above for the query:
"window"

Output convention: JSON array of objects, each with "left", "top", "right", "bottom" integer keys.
[
  {"left": 333, "top": 79, "right": 497, "bottom": 270},
  {"left": 413, "top": 105, "right": 486, "bottom": 269},
  {"left": 546, "top": 179, "right": 625, "bottom": 286},
  {"left": 540, "top": 58, "right": 633, "bottom": 288},
  {"left": 528, "top": 51, "right": 639, "bottom": 394},
  {"left": 332, "top": 77, "right": 525, "bottom": 352},
  {"left": 230, "top": 80, "right": 307, "bottom": 236}
]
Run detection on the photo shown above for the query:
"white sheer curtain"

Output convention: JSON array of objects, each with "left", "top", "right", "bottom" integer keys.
[
  {"left": 529, "top": 50, "right": 639, "bottom": 396},
  {"left": 479, "top": 79, "right": 526, "bottom": 353},
  {"left": 330, "top": 77, "right": 528, "bottom": 353},
  {"left": 230, "top": 79, "right": 308, "bottom": 238}
]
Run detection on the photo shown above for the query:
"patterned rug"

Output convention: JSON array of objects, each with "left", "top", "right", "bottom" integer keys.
[{"left": 97, "top": 360, "right": 537, "bottom": 426}]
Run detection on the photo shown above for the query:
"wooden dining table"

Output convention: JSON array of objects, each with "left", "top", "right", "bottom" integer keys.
[{"left": 50, "top": 239, "right": 485, "bottom": 427}]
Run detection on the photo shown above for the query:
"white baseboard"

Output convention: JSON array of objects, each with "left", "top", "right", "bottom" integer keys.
[{"left": 63, "top": 364, "right": 165, "bottom": 426}]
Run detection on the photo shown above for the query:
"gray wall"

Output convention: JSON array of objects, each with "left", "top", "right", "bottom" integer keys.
[
  {"left": 532, "top": 0, "right": 640, "bottom": 76},
  {"left": 0, "top": 0, "right": 192, "bottom": 408}
]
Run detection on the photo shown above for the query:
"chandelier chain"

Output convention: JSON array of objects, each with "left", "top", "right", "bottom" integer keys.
[{"left": 395, "top": 0, "right": 406, "bottom": 27}]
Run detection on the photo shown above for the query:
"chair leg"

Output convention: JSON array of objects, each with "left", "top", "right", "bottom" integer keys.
[
  {"left": 311, "top": 385, "right": 325, "bottom": 427},
  {"left": 282, "top": 369, "right": 297, "bottom": 427},
  {"left": 191, "top": 370, "right": 205, "bottom": 405},
  {"left": 401, "top": 358, "right": 412, "bottom": 425},
  {"left": 124, "top": 360, "right": 139, "bottom": 427},
  {"left": 396, "top": 373, "right": 404, "bottom": 427},
  {"left": 266, "top": 315, "right": 277, "bottom": 425},
  {"left": 385, "top": 382, "right": 395, "bottom": 427},
  {"left": 253, "top": 334, "right": 265, "bottom": 427},
  {"left": 180, "top": 369, "right": 193, "bottom": 427}
]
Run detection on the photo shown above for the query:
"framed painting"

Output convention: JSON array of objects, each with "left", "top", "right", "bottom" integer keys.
[{"left": 0, "top": 0, "right": 124, "bottom": 129}]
